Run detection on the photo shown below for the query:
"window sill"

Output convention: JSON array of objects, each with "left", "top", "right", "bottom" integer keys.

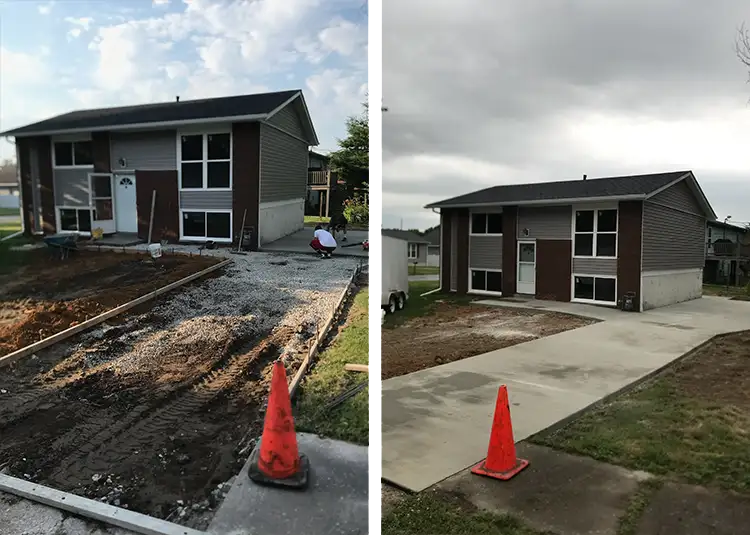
[
  {"left": 572, "top": 255, "right": 618, "bottom": 259},
  {"left": 469, "top": 233, "right": 504, "bottom": 237},
  {"left": 178, "top": 187, "right": 233, "bottom": 192},
  {"left": 54, "top": 165, "right": 94, "bottom": 170},
  {"left": 179, "top": 236, "right": 232, "bottom": 243},
  {"left": 571, "top": 298, "right": 617, "bottom": 307}
]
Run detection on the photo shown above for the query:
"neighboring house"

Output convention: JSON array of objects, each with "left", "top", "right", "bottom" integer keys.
[
  {"left": 704, "top": 220, "right": 750, "bottom": 285},
  {"left": 0, "top": 89, "right": 319, "bottom": 250},
  {"left": 0, "top": 182, "right": 20, "bottom": 209},
  {"left": 426, "top": 171, "right": 716, "bottom": 311},
  {"left": 382, "top": 229, "right": 431, "bottom": 265},
  {"left": 422, "top": 226, "right": 440, "bottom": 267},
  {"left": 306, "top": 150, "right": 334, "bottom": 218}
]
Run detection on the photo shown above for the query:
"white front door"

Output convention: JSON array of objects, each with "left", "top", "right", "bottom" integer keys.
[
  {"left": 115, "top": 174, "right": 138, "bottom": 232},
  {"left": 517, "top": 241, "right": 536, "bottom": 295},
  {"left": 89, "top": 173, "right": 116, "bottom": 234}
]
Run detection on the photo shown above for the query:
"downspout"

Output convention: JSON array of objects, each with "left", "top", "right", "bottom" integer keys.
[{"left": 421, "top": 207, "right": 443, "bottom": 296}]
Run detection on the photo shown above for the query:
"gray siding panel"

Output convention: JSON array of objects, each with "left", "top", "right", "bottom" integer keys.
[
  {"left": 54, "top": 168, "right": 90, "bottom": 207},
  {"left": 260, "top": 125, "right": 308, "bottom": 203},
  {"left": 267, "top": 104, "right": 305, "bottom": 139},
  {"left": 649, "top": 179, "right": 703, "bottom": 215},
  {"left": 517, "top": 206, "right": 571, "bottom": 239},
  {"left": 110, "top": 131, "right": 177, "bottom": 171},
  {"left": 180, "top": 190, "right": 233, "bottom": 210},
  {"left": 417, "top": 243, "right": 428, "bottom": 264},
  {"left": 572, "top": 257, "right": 617, "bottom": 276},
  {"left": 450, "top": 213, "right": 458, "bottom": 291},
  {"left": 469, "top": 235, "right": 503, "bottom": 270},
  {"left": 642, "top": 201, "right": 706, "bottom": 271}
]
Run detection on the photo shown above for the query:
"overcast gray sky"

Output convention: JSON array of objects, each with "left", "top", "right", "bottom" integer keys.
[{"left": 383, "top": 0, "right": 750, "bottom": 231}]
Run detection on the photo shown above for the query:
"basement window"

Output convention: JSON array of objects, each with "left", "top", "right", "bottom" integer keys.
[
  {"left": 181, "top": 211, "right": 231, "bottom": 241},
  {"left": 54, "top": 141, "right": 93, "bottom": 167},
  {"left": 573, "top": 275, "right": 616, "bottom": 303},
  {"left": 471, "top": 269, "right": 502, "bottom": 293},
  {"left": 59, "top": 208, "right": 92, "bottom": 232}
]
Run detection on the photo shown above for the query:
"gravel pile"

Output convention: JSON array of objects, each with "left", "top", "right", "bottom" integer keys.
[{"left": 74, "top": 252, "right": 360, "bottom": 370}]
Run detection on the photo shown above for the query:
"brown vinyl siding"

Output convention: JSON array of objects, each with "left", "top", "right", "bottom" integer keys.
[
  {"left": 232, "top": 122, "right": 261, "bottom": 250},
  {"left": 648, "top": 179, "right": 703, "bottom": 215},
  {"left": 502, "top": 206, "right": 518, "bottom": 295},
  {"left": 440, "top": 211, "right": 452, "bottom": 292},
  {"left": 617, "top": 201, "right": 642, "bottom": 310},
  {"left": 259, "top": 124, "right": 307, "bottom": 203},
  {"left": 572, "top": 257, "right": 617, "bottom": 276},
  {"left": 135, "top": 170, "right": 179, "bottom": 242},
  {"left": 469, "top": 235, "right": 503, "bottom": 269},
  {"left": 456, "top": 210, "right": 470, "bottom": 293},
  {"left": 17, "top": 138, "right": 35, "bottom": 235},
  {"left": 267, "top": 104, "right": 305, "bottom": 139},
  {"left": 536, "top": 240, "right": 572, "bottom": 301},
  {"left": 92, "top": 132, "right": 111, "bottom": 173},
  {"left": 37, "top": 136, "right": 55, "bottom": 233},
  {"left": 517, "top": 206, "right": 571, "bottom": 239}
]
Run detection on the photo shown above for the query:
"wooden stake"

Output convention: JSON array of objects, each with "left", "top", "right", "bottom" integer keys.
[
  {"left": 147, "top": 190, "right": 156, "bottom": 244},
  {"left": 344, "top": 364, "right": 368, "bottom": 373}
]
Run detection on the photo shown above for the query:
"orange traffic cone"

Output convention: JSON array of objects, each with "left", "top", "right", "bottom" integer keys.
[
  {"left": 470, "top": 385, "right": 529, "bottom": 480},
  {"left": 247, "top": 360, "right": 309, "bottom": 488}
]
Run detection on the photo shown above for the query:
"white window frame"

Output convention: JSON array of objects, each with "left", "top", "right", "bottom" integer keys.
[
  {"left": 52, "top": 137, "right": 95, "bottom": 169},
  {"left": 571, "top": 273, "right": 617, "bottom": 306},
  {"left": 177, "top": 130, "right": 232, "bottom": 191},
  {"left": 56, "top": 206, "right": 93, "bottom": 236},
  {"left": 470, "top": 212, "right": 504, "bottom": 236},
  {"left": 179, "top": 209, "right": 233, "bottom": 243},
  {"left": 572, "top": 205, "right": 618, "bottom": 259},
  {"left": 408, "top": 243, "right": 418, "bottom": 259},
  {"left": 468, "top": 267, "right": 503, "bottom": 296}
]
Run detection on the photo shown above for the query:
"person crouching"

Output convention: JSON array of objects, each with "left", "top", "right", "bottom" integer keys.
[{"left": 310, "top": 224, "right": 337, "bottom": 258}]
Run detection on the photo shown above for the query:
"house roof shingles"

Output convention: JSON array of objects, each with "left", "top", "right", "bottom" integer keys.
[
  {"left": 1, "top": 90, "right": 301, "bottom": 137},
  {"left": 382, "top": 229, "right": 430, "bottom": 243},
  {"left": 425, "top": 171, "right": 691, "bottom": 208}
]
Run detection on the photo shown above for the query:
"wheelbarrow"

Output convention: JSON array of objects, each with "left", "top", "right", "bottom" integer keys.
[{"left": 44, "top": 234, "right": 79, "bottom": 260}]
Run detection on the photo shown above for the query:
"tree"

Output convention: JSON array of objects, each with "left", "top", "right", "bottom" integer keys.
[
  {"left": 0, "top": 159, "right": 16, "bottom": 184},
  {"left": 736, "top": 23, "right": 750, "bottom": 76},
  {"left": 327, "top": 101, "right": 369, "bottom": 220}
]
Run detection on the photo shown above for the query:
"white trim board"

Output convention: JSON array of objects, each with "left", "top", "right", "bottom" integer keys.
[{"left": 642, "top": 268, "right": 703, "bottom": 276}]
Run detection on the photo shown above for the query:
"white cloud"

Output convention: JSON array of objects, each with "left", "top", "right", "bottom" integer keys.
[
  {"left": 68, "top": 28, "right": 82, "bottom": 40},
  {"left": 153, "top": 0, "right": 171, "bottom": 5},
  {"left": 65, "top": 17, "right": 94, "bottom": 30},
  {"left": 306, "top": 69, "right": 367, "bottom": 112},
  {"left": 37, "top": 2, "right": 54, "bottom": 15},
  {"left": 318, "top": 18, "right": 365, "bottom": 57},
  {"left": 0, "top": 47, "right": 49, "bottom": 86}
]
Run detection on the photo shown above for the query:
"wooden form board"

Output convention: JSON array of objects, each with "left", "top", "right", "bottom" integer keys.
[{"left": 0, "top": 259, "right": 232, "bottom": 368}]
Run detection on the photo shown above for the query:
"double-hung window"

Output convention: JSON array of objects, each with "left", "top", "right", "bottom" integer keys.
[
  {"left": 408, "top": 243, "right": 418, "bottom": 259},
  {"left": 53, "top": 141, "right": 93, "bottom": 167},
  {"left": 180, "top": 133, "right": 231, "bottom": 189},
  {"left": 574, "top": 209, "right": 617, "bottom": 257},
  {"left": 470, "top": 213, "right": 503, "bottom": 235}
]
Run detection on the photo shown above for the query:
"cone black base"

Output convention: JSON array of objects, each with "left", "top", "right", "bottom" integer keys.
[{"left": 247, "top": 440, "right": 310, "bottom": 489}]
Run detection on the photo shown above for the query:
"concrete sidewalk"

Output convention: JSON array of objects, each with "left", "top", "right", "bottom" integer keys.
[
  {"left": 261, "top": 228, "right": 368, "bottom": 258},
  {"left": 382, "top": 296, "right": 750, "bottom": 492}
]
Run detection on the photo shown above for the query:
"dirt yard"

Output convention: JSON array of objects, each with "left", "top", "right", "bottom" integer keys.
[
  {"left": 0, "top": 251, "right": 359, "bottom": 529},
  {"left": 0, "top": 250, "right": 219, "bottom": 357},
  {"left": 381, "top": 302, "right": 596, "bottom": 379}
]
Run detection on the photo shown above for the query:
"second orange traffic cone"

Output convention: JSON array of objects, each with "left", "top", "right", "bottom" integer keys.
[
  {"left": 470, "top": 385, "right": 529, "bottom": 481},
  {"left": 247, "top": 360, "right": 309, "bottom": 489}
]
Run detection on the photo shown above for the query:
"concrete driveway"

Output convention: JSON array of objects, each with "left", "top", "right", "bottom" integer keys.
[{"left": 382, "top": 296, "right": 750, "bottom": 492}]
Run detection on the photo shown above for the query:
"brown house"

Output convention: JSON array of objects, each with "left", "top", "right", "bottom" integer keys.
[
  {"left": 1, "top": 89, "right": 318, "bottom": 250},
  {"left": 427, "top": 171, "right": 717, "bottom": 311}
]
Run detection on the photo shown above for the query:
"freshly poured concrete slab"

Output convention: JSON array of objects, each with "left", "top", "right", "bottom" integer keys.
[
  {"left": 382, "top": 296, "right": 750, "bottom": 492},
  {"left": 209, "top": 433, "right": 368, "bottom": 535},
  {"left": 262, "top": 229, "right": 369, "bottom": 258}
]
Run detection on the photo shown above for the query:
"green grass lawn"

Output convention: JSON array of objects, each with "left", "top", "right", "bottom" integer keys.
[
  {"left": 382, "top": 493, "right": 545, "bottom": 535},
  {"left": 408, "top": 265, "right": 439, "bottom": 275},
  {"left": 0, "top": 207, "right": 21, "bottom": 217},
  {"left": 383, "top": 280, "right": 477, "bottom": 328},
  {"left": 532, "top": 369, "right": 750, "bottom": 495},
  {"left": 296, "top": 288, "right": 368, "bottom": 445},
  {"left": 304, "top": 215, "right": 331, "bottom": 225},
  {"left": 703, "top": 283, "right": 750, "bottom": 300},
  {"left": 0, "top": 219, "right": 21, "bottom": 239}
]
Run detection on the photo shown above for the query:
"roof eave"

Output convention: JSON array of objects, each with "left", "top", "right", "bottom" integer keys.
[
  {"left": 425, "top": 193, "right": 648, "bottom": 210},
  {"left": 1, "top": 112, "right": 271, "bottom": 138}
]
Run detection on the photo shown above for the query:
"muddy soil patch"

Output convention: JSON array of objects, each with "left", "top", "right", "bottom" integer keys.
[
  {"left": 381, "top": 302, "right": 596, "bottom": 379},
  {"left": 0, "top": 251, "right": 218, "bottom": 357},
  {"left": 0, "top": 253, "right": 359, "bottom": 529}
]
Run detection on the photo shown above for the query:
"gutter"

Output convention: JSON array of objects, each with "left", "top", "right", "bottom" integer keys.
[{"left": 424, "top": 194, "right": 647, "bottom": 210}]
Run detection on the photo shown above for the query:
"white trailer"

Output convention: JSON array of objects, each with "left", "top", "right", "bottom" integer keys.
[{"left": 382, "top": 234, "right": 409, "bottom": 315}]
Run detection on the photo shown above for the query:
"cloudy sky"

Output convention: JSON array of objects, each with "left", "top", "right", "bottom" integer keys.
[
  {"left": 383, "top": 0, "right": 750, "bottom": 231},
  {"left": 0, "top": 0, "right": 367, "bottom": 160}
]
